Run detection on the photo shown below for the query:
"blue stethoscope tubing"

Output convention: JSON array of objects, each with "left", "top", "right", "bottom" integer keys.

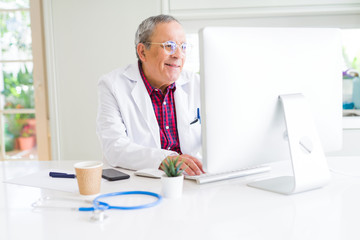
[{"left": 78, "top": 191, "right": 162, "bottom": 212}]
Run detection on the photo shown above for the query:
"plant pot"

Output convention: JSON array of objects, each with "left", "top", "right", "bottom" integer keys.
[
  {"left": 161, "top": 174, "right": 184, "bottom": 199},
  {"left": 17, "top": 136, "right": 36, "bottom": 151}
]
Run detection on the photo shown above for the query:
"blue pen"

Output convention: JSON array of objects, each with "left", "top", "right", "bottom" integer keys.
[
  {"left": 190, "top": 108, "right": 201, "bottom": 125},
  {"left": 197, "top": 107, "right": 201, "bottom": 124},
  {"left": 49, "top": 172, "right": 76, "bottom": 178}
]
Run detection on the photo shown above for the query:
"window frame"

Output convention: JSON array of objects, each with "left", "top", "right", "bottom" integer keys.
[{"left": 0, "top": 0, "right": 51, "bottom": 160}]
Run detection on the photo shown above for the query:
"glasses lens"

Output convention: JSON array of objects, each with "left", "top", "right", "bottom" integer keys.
[
  {"left": 181, "top": 43, "right": 191, "bottom": 55},
  {"left": 164, "top": 41, "right": 176, "bottom": 54},
  {"left": 181, "top": 43, "right": 187, "bottom": 52}
]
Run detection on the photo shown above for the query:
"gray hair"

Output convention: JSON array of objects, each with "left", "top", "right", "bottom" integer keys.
[{"left": 135, "top": 14, "right": 180, "bottom": 59}]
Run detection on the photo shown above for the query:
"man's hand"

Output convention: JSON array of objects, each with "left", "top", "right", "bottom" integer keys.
[{"left": 162, "top": 154, "right": 205, "bottom": 176}]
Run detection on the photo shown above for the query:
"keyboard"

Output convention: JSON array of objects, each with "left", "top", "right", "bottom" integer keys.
[{"left": 184, "top": 165, "right": 271, "bottom": 184}]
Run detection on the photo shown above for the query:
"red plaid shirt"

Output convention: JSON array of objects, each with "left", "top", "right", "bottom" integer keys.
[{"left": 138, "top": 61, "right": 181, "bottom": 154}]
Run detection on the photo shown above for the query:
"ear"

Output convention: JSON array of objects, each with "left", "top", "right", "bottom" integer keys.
[{"left": 137, "top": 43, "right": 147, "bottom": 62}]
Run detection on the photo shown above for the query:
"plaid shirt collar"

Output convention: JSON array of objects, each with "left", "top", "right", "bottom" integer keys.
[{"left": 138, "top": 61, "right": 176, "bottom": 95}]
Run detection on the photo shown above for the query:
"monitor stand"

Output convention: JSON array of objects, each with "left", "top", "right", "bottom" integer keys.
[{"left": 247, "top": 93, "right": 330, "bottom": 195}]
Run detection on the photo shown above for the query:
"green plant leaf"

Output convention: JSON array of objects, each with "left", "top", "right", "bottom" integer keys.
[{"left": 162, "top": 157, "right": 185, "bottom": 177}]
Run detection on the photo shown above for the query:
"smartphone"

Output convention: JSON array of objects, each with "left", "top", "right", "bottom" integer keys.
[{"left": 102, "top": 168, "right": 130, "bottom": 181}]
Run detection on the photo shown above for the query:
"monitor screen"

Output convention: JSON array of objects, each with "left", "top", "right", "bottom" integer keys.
[{"left": 199, "top": 27, "right": 343, "bottom": 174}]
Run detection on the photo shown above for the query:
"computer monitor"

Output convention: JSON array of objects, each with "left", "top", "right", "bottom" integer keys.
[{"left": 199, "top": 27, "right": 342, "bottom": 194}]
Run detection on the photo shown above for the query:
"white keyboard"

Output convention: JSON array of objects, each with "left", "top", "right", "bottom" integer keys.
[{"left": 184, "top": 165, "right": 271, "bottom": 184}]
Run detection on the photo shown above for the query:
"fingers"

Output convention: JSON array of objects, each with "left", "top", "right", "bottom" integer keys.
[
  {"left": 183, "top": 154, "right": 205, "bottom": 174},
  {"left": 179, "top": 154, "right": 204, "bottom": 176}
]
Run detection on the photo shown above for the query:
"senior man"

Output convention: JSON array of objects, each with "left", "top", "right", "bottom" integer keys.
[{"left": 96, "top": 15, "right": 204, "bottom": 176}]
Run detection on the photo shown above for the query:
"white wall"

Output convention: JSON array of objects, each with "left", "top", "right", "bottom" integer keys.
[{"left": 44, "top": 0, "right": 162, "bottom": 160}]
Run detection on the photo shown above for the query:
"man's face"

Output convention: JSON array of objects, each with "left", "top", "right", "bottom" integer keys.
[{"left": 140, "top": 21, "right": 186, "bottom": 90}]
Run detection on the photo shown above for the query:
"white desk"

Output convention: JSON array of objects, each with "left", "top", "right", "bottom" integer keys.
[{"left": 1, "top": 157, "right": 360, "bottom": 240}]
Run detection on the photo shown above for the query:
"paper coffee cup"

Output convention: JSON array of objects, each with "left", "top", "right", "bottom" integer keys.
[{"left": 74, "top": 161, "right": 103, "bottom": 195}]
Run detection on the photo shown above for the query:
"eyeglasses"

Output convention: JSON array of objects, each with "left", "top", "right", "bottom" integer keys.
[{"left": 146, "top": 40, "right": 191, "bottom": 55}]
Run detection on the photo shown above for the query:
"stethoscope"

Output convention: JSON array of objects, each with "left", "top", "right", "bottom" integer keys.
[{"left": 32, "top": 191, "right": 162, "bottom": 222}]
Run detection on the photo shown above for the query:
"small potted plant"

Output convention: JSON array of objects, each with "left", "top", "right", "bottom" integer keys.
[
  {"left": 160, "top": 157, "right": 186, "bottom": 199},
  {"left": 17, "top": 124, "right": 36, "bottom": 151}
]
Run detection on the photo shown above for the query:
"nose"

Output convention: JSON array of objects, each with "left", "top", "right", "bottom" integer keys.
[{"left": 171, "top": 45, "right": 184, "bottom": 58}]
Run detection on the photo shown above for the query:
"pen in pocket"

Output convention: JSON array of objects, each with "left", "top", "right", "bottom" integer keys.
[{"left": 190, "top": 108, "right": 201, "bottom": 125}]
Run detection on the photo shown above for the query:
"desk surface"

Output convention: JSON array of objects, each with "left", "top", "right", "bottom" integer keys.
[{"left": 1, "top": 157, "right": 360, "bottom": 240}]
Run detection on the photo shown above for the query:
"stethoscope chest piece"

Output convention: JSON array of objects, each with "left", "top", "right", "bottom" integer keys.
[{"left": 90, "top": 210, "right": 107, "bottom": 222}]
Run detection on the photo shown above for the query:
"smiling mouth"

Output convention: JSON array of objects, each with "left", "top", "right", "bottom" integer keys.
[{"left": 165, "top": 63, "right": 180, "bottom": 68}]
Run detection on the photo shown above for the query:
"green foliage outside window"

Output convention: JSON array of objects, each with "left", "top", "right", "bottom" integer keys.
[
  {"left": 2, "top": 65, "right": 34, "bottom": 109},
  {"left": 2, "top": 66, "right": 35, "bottom": 151},
  {"left": 1, "top": 1, "right": 34, "bottom": 152}
]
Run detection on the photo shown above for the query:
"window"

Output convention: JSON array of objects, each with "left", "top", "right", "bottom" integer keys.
[
  {"left": 342, "top": 29, "right": 360, "bottom": 117},
  {"left": 0, "top": 0, "right": 50, "bottom": 160}
]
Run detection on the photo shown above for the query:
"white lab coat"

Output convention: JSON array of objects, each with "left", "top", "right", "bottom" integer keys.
[{"left": 96, "top": 62, "right": 201, "bottom": 170}]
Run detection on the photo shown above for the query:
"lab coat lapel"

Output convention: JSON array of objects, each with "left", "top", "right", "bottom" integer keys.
[
  {"left": 125, "top": 64, "right": 161, "bottom": 147},
  {"left": 175, "top": 80, "right": 191, "bottom": 152}
]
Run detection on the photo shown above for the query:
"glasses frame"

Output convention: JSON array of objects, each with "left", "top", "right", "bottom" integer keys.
[{"left": 146, "top": 40, "right": 191, "bottom": 55}]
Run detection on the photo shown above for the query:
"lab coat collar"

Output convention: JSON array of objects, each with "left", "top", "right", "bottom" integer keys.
[
  {"left": 127, "top": 63, "right": 161, "bottom": 147},
  {"left": 174, "top": 79, "right": 191, "bottom": 154},
  {"left": 123, "top": 62, "right": 141, "bottom": 82}
]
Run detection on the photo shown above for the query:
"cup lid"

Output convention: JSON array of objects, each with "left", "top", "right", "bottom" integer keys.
[{"left": 74, "top": 161, "right": 103, "bottom": 169}]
